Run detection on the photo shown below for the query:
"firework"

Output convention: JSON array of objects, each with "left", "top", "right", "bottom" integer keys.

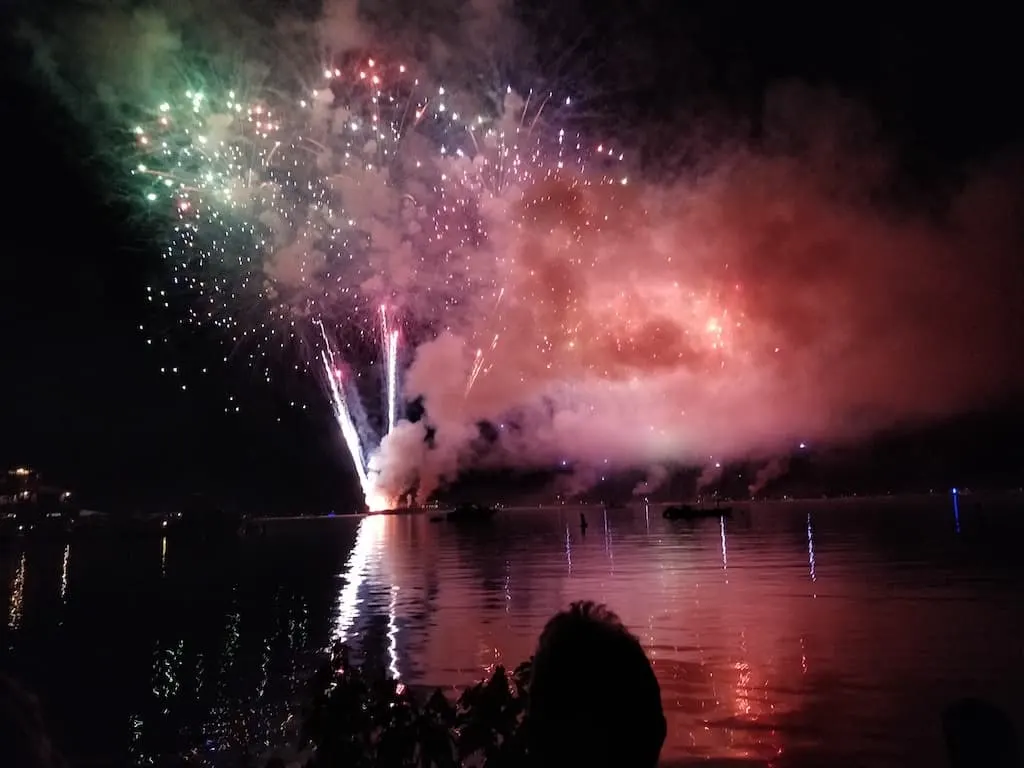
[
  {"left": 317, "top": 320, "right": 370, "bottom": 495},
  {"left": 131, "top": 53, "right": 626, "bottom": 508},
  {"left": 379, "top": 304, "right": 400, "bottom": 435},
  {"left": 387, "top": 329, "right": 400, "bottom": 435}
]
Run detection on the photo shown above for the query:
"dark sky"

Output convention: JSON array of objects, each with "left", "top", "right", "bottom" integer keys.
[{"left": 2, "top": 2, "right": 1022, "bottom": 510}]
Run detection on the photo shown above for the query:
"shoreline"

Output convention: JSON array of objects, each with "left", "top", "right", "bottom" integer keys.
[
  {"left": 251, "top": 489, "right": 1019, "bottom": 522},
  {"left": 4, "top": 491, "right": 1015, "bottom": 533}
]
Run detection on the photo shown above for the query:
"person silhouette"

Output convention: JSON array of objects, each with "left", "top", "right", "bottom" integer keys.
[
  {"left": 1, "top": 674, "right": 64, "bottom": 768},
  {"left": 943, "top": 698, "right": 1019, "bottom": 768},
  {"left": 527, "top": 601, "right": 666, "bottom": 768}
]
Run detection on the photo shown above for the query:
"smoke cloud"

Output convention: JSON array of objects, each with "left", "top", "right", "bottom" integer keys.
[
  {"left": 24, "top": 0, "right": 1024, "bottom": 504},
  {"left": 373, "top": 84, "right": 1024, "bottom": 502},
  {"left": 633, "top": 465, "right": 669, "bottom": 497},
  {"left": 748, "top": 457, "right": 791, "bottom": 498}
]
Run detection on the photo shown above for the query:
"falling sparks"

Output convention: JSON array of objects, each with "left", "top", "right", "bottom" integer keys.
[{"left": 130, "top": 56, "right": 628, "bottom": 507}]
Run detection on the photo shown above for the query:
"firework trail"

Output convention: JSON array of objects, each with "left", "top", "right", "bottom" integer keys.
[
  {"left": 379, "top": 305, "right": 400, "bottom": 434},
  {"left": 387, "top": 329, "right": 400, "bottom": 434},
  {"left": 316, "top": 319, "right": 373, "bottom": 499},
  {"left": 127, "top": 48, "right": 627, "bottom": 508},
  {"left": 89, "top": 2, "right": 1020, "bottom": 509}
]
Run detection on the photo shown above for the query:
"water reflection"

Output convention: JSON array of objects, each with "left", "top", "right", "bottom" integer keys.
[
  {"left": 60, "top": 543, "right": 70, "bottom": 603},
  {"left": 333, "top": 515, "right": 400, "bottom": 679},
  {"left": 349, "top": 502, "right": 1023, "bottom": 765},
  {"left": 504, "top": 560, "right": 511, "bottom": 614},
  {"left": 387, "top": 585, "right": 401, "bottom": 680},
  {"left": 333, "top": 516, "right": 381, "bottom": 642},
  {"left": 0, "top": 526, "right": 354, "bottom": 766},
  {"left": 603, "top": 508, "right": 613, "bottom": 572},
  {"left": 720, "top": 515, "right": 728, "bottom": 575},
  {"left": 8, "top": 551, "right": 25, "bottom": 631},
  {"left": 153, "top": 639, "right": 184, "bottom": 701},
  {"left": 807, "top": 513, "right": 817, "bottom": 588},
  {"left": 1, "top": 499, "right": 1022, "bottom": 767}
]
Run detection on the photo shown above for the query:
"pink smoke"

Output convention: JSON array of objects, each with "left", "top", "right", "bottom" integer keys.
[{"left": 371, "top": 86, "right": 1024, "bottom": 503}]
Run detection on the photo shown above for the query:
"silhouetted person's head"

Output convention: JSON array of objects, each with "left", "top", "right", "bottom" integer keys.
[
  {"left": 943, "top": 698, "right": 1019, "bottom": 768},
  {"left": 1, "top": 674, "right": 63, "bottom": 768},
  {"left": 528, "top": 601, "right": 666, "bottom": 768}
]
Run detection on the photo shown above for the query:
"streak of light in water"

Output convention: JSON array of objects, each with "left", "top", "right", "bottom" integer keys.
[
  {"left": 60, "top": 543, "right": 70, "bottom": 602},
  {"left": 720, "top": 515, "right": 728, "bottom": 577},
  {"left": 333, "top": 514, "right": 400, "bottom": 678},
  {"left": 807, "top": 512, "right": 817, "bottom": 589},
  {"left": 387, "top": 585, "right": 401, "bottom": 680},
  {"left": 8, "top": 551, "right": 25, "bottom": 631},
  {"left": 333, "top": 515, "right": 383, "bottom": 643},
  {"left": 504, "top": 560, "right": 511, "bottom": 614}
]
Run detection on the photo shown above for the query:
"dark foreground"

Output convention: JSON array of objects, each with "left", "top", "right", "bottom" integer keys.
[{"left": 2, "top": 496, "right": 1023, "bottom": 766}]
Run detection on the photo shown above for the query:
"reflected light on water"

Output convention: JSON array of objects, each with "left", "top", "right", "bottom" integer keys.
[
  {"left": 160, "top": 536, "right": 168, "bottom": 576},
  {"left": 603, "top": 508, "right": 612, "bottom": 560},
  {"left": 9, "top": 551, "right": 26, "bottom": 630},
  {"left": 5, "top": 499, "right": 1024, "bottom": 767},
  {"left": 734, "top": 657, "right": 752, "bottom": 717},
  {"left": 807, "top": 513, "right": 817, "bottom": 590},
  {"left": 223, "top": 603, "right": 241, "bottom": 670},
  {"left": 952, "top": 491, "right": 961, "bottom": 534},
  {"left": 720, "top": 516, "right": 728, "bottom": 576},
  {"left": 504, "top": 560, "right": 511, "bottom": 614},
  {"left": 60, "top": 544, "right": 71, "bottom": 603},
  {"left": 333, "top": 514, "right": 400, "bottom": 678},
  {"left": 387, "top": 585, "right": 400, "bottom": 680},
  {"left": 333, "top": 515, "right": 384, "bottom": 643},
  {"left": 153, "top": 640, "right": 184, "bottom": 702}
]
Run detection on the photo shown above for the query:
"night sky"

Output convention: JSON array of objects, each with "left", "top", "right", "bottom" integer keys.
[{"left": 2, "top": 2, "right": 1022, "bottom": 512}]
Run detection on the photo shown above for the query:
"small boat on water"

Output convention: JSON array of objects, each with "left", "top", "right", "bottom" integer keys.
[
  {"left": 663, "top": 504, "right": 733, "bottom": 520},
  {"left": 160, "top": 501, "right": 246, "bottom": 540},
  {"left": 442, "top": 503, "right": 497, "bottom": 524}
]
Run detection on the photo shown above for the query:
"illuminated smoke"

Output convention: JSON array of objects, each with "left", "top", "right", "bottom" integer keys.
[{"left": 33, "top": 1, "right": 1024, "bottom": 506}]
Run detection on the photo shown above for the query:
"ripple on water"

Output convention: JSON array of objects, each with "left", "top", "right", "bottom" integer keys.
[{"left": 1, "top": 496, "right": 1022, "bottom": 766}]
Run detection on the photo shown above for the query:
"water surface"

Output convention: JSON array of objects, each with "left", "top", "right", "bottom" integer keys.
[{"left": 2, "top": 496, "right": 1022, "bottom": 766}]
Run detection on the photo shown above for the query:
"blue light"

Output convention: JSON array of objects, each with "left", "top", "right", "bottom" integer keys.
[{"left": 952, "top": 487, "right": 958, "bottom": 495}]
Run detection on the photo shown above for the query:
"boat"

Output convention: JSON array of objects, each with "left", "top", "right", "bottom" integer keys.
[
  {"left": 161, "top": 498, "right": 246, "bottom": 540},
  {"left": 663, "top": 504, "right": 733, "bottom": 520},
  {"left": 444, "top": 503, "right": 497, "bottom": 523}
]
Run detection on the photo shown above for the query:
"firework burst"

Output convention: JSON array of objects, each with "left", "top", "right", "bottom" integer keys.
[{"left": 129, "top": 52, "right": 626, "bottom": 508}]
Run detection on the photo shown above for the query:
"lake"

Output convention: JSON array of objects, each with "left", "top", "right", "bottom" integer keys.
[{"left": 2, "top": 496, "right": 1022, "bottom": 766}]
